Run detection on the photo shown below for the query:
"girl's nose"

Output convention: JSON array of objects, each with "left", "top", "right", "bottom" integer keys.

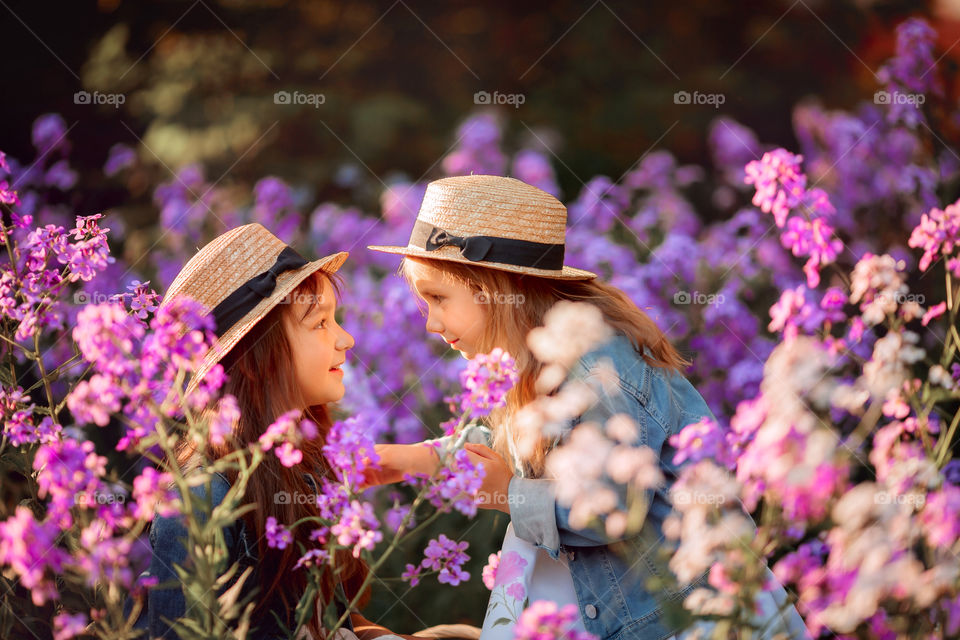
[
  {"left": 336, "top": 327, "right": 355, "bottom": 351},
  {"left": 425, "top": 310, "right": 443, "bottom": 334}
]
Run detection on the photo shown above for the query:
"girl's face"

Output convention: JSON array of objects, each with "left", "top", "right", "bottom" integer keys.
[
  {"left": 284, "top": 276, "right": 355, "bottom": 406},
  {"left": 405, "top": 259, "right": 488, "bottom": 359}
]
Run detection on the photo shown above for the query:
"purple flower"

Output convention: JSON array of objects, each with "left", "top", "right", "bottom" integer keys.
[
  {"left": 34, "top": 438, "right": 107, "bottom": 529},
  {"left": 131, "top": 467, "right": 179, "bottom": 520},
  {"left": 670, "top": 417, "right": 730, "bottom": 467},
  {"left": 323, "top": 417, "right": 380, "bottom": 488},
  {"left": 421, "top": 534, "right": 471, "bottom": 586},
  {"left": 330, "top": 500, "right": 382, "bottom": 557},
  {"left": 103, "top": 144, "right": 136, "bottom": 176},
  {"left": 126, "top": 280, "right": 160, "bottom": 319},
  {"left": 384, "top": 499, "right": 414, "bottom": 532},
  {"left": 515, "top": 601, "right": 597, "bottom": 640},
  {"left": 744, "top": 149, "right": 807, "bottom": 228},
  {"left": 909, "top": 199, "right": 960, "bottom": 274},
  {"left": 32, "top": 113, "right": 69, "bottom": 156},
  {"left": 294, "top": 548, "right": 330, "bottom": 570},
  {"left": 72, "top": 303, "right": 146, "bottom": 380},
  {"left": 0, "top": 506, "right": 68, "bottom": 605},
  {"left": 458, "top": 348, "right": 518, "bottom": 417},
  {"left": 418, "top": 448, "right": 485, "bottom": 517},
  {"left": 265, "top": 516, "right": 293, "bottom": 549},
  {"left": 0, "top": 180, "right": 19, "bottom": 205},
  {"left": 768, "top": 285, "right": 815, "bottom": 342},
  {"left": 780, "top": 216, "right": 843, "bottom": 288},
  {"left": 53, "top": 612, "right": 87, "bottom": 640}
]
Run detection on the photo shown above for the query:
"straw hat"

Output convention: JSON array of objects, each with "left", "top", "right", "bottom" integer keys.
[
  {"left": 161, "top": 223, "right": 348, "bottom": 395},
  {"left": 368, "top": 175, "right": 596, "bottom": 280}
]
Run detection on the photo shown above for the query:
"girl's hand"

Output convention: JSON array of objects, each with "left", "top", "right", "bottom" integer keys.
[
  {"left": 463, "top": 443, "right": 514, "bottom": 514},
  {"left": 361, "top": 443, "right": 439, "bottom": 488}
]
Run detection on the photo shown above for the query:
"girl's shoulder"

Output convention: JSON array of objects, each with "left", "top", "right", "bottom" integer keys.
[{"left": 570, "top": 333, "right": 656, "bottom": 401}]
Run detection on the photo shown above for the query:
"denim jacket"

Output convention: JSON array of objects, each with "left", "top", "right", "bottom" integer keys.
[
  {"left": 130, "top": 471, "right": 351, "bottom": 639},
  {"left": 500, "top": 334, "right": 714, "bottom": 639},
  {"left": 130, "top": 471, "right": 269, "bottom": 639}
]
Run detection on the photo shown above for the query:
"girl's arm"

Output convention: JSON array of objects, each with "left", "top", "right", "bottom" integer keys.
[
  {"left": 350, "top": 613, "right": 423, "bottom": 640},
  {"left": 365, "top": 442, "right": 438, "bottom": 485},
  {"left": 365, "top": 425, "right": 492, "bottom": 486}
]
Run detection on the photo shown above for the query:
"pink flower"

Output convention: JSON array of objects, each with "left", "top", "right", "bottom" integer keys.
[
  {"left": 482, "top": 551, "right": 500, "bottom": 590},
  {"left": 921, "top": 301, "right": 947, "bottom": 326},
  {"left": 265, "top": 516, "right": 293, "bottom": 549},
  {"left": 506, "top": 582, "right": 527, "bottom": 601},
  {"left": 493, "top": 550, "right": 528, "bottom": 587}
]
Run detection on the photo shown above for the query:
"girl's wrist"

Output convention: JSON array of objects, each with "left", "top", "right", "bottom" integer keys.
[{"left": 417, "top": 443, "right": 440, "bottom": 474}]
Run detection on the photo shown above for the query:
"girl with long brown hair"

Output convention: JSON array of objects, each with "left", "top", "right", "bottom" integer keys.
[{"left": 138, "top": 224, "right": 409, "bottom": 640}]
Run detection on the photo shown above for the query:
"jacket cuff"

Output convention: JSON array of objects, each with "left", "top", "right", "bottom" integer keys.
[{"left": 508, "top": 476, "right": 561, "bottom": 558}]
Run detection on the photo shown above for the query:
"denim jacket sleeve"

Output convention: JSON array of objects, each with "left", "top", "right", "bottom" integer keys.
[
  {"left": 142, "top": 472, "right": 237, "bottom": 639},
  {"left": 509, "top": 335, "right": 717, "bottom": 558},
  {"left": 423, "top": 422, "right": 492, "bottom": 459}
]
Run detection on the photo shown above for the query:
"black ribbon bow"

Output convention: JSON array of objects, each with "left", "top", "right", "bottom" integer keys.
[
  {"left": 425, "top": 227, "right": 494, "bottom": 262},
  {"left": 412, "top": 220, "right": 565, "bottom": 270},
  {"left": 211, "top": 246, "right": 308, "bottom": 337}
]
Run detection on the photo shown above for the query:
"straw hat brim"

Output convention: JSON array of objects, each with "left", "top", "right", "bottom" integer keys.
[
  {"left": 185, "top": 251, "right": 349, "bottom": 396},
  {"left": 367, "top": 244, "right": 596, "bottom": 280}
]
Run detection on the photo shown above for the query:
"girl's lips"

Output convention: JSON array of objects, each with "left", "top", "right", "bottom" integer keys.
[{"left": 329, "top": 365, "right": 344, "bottom": 375}]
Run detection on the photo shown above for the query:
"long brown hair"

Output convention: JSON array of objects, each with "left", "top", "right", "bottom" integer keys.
[
  {"left": 403, "top": 256, "right": 690, "bottom": 477},
  {"left": 174, "top": 270, "right": 367, "bottom": 638}
]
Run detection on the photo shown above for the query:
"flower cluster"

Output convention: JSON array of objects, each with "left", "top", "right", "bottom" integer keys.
[
  {"left": 402, "top": 534, "right": 471, "bottom": 587},
  {"left": 514, "top": 601, "right": 597, "bottom": 640},
  {"left": 457, "top": 347, "right": 519, "bottom": 416}
]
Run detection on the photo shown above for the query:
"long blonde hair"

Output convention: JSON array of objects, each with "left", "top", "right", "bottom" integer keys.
[{"left": 402, "top": 256, "right": 690, "bottom": 477}]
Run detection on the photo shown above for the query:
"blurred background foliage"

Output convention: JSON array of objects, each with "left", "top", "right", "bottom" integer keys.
[{"left": 3, "top": 0, "right": 960, "bottom": 632}]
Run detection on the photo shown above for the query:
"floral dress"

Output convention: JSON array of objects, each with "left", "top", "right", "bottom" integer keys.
[{"left": 479, "top": 523, "right": 587, "bottom": 639}]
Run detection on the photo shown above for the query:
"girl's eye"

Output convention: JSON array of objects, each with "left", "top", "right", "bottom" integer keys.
[
  {"left": 315, "top": 319, "right": 327, "bottom": 330},
  {"left": 431, "top": 294, "right": 445, "bottom": 304}
]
